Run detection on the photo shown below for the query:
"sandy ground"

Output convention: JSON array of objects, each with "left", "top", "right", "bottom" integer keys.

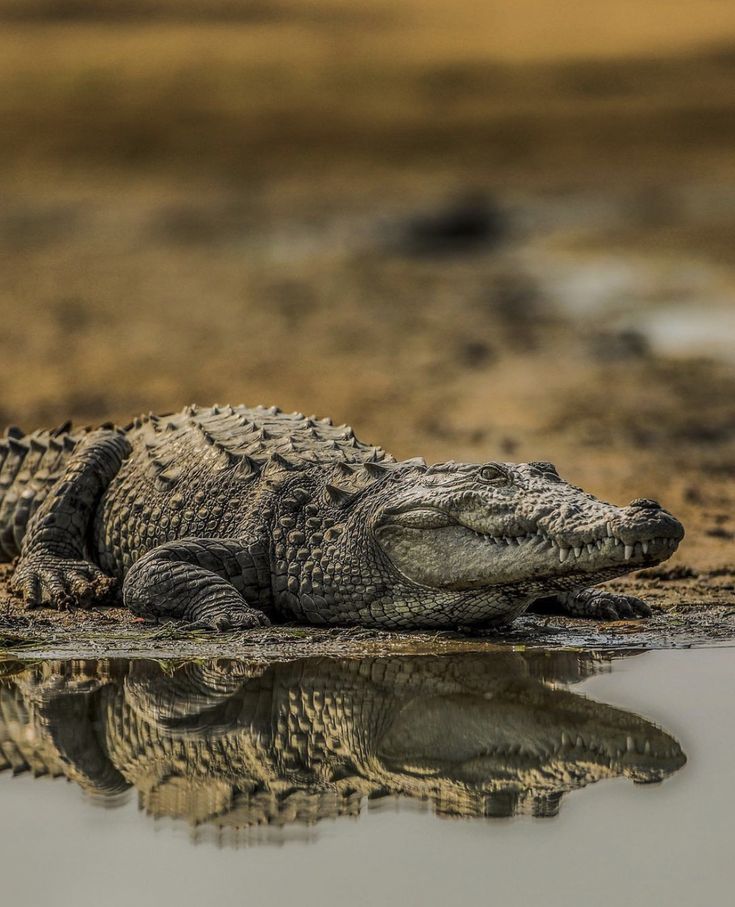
[{"left": 0, "top": 1, "right": 733, "bottom": 655}]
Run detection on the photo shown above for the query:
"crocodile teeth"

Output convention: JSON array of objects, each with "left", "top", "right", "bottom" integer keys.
[
  {"left": 626, "top": 735, "right": 635, "bottom": 752},
  {"left": 558, "top": 547, "right": 570, "bottom": 563},
  {"left": 607, "top": 522, "right": 613, "bottom": 537},
  {"left": 586, "top": 543, "right": 594, "bottom": 554},
  {"left": 641, "top": 541, "right": 649, "bottom": 554},
  {"left": 573, "top": 546, "right": 582, "bottom": 558},
  {"left": 624, "top": 544, "right": 634, "bottom": 560}
]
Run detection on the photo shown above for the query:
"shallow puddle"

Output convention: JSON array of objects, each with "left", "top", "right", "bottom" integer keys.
[{"left": 1, "top": 647, "right": 732, "bottom": 906}]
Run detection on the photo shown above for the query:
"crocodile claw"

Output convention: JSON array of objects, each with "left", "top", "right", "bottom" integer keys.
[
  {"left": 185, "top": 608, "right": 272, "bottom": 633},
  {"left": 572, "top": 590, "right": 652, "bottom": 621},
  {"left": 10, "top": 555, "right": 116, "bottom": 610}
]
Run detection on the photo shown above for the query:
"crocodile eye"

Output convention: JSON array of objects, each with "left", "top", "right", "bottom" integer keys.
[{"left": 479, "top": 463, "right": 510, "bottom": 485}]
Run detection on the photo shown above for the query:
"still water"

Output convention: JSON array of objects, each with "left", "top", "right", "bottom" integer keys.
[{"left": 0, "top": 647, "right": 732, "bottom": 907}]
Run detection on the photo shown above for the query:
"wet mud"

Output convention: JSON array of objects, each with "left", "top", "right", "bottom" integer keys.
[{"left": 1, "top": 565, "right": 733, "bottom": 659}]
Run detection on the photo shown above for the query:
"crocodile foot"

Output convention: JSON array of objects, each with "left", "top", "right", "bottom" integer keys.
[
  {"left": 185, "top": 605, "right": 272, "bottom": 633},
  {"left": 554, "top": 588, "right": 653, "bottom": 620},
  {"left": 10, "top": 554, "right": 117, "bottom": 609}
]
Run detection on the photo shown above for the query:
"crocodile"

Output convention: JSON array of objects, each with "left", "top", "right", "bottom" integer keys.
[
  {"left": 0, "top": 653, "right": 686, "bottom": 832},
  {"left": 0, "top": 404, "right": 684, "bottom": 630}
]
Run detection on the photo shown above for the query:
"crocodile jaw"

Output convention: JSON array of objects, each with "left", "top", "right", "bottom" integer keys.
[
  {"left": 375, "top": 508, "right": 684, "bottom": 591},
  {"left": 376, "top": 690, "right": 686, "bottom": 787}
]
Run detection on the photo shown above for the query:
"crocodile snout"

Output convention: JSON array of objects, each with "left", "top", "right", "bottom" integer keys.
[
  {"left": 617, "top": 500, "right": 684, "bottom": 548},
  {"left": 628, "top": 498, "right": 663, "bottom": 512}
]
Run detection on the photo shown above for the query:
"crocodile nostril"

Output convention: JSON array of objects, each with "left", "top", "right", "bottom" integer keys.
[{"left": 628, "top": 498, "right": 662, "bottom": 511}]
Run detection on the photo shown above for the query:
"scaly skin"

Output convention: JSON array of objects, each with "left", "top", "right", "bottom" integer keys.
[
  {"left": 0, "top": 654, "right": 686, "bottom": 828},
  {"left": 0, "top": 405, "right": 685, "bottom": 630}
]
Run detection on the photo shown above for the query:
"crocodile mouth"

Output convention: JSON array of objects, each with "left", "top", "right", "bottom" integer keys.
[
  {"left": 377, "top": 695, "right": 686, "bottom": 783},
  {"left": 454, "top": 527, "right": 679, "bottom": 567},
  {"left": 380, "top": 733, "right": 686, "bottom": 783},
  {"left": 377, "top": 506, "right": 683, "bottom": 588}
]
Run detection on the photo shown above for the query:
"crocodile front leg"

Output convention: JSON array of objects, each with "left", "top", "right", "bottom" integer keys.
[
  {"left": 122, "top": 538, "right": 273, "bottom": 631},
  {"left": 10, "top": 430, "right": 131, "bottom": 608},
  {"left": 531, "top": 587, "right": 652, "bottom": 620}
]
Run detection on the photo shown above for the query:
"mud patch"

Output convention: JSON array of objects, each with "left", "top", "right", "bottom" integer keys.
[
  {"left": 467, "top": 603, "right": 735, "bottom": 650},
  {"left": 2, "top": 572, "right": 733, "bottom": 659}
]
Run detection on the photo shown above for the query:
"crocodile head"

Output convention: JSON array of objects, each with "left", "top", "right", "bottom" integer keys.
[
  {"left": 336, "top": 459, "right": 684, "bottom": 624},
  {"left": 375, "top": 659, "right": 686, "bottom": 816}
]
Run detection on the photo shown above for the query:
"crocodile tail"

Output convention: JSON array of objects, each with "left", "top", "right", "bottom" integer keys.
[{"left": 0, "top": 422, "right": 87, "bottom": 561}]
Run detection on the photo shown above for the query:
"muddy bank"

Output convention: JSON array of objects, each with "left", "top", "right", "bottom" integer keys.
[{"left": 1, "top": 568, "right": 733, "bottom": 659}]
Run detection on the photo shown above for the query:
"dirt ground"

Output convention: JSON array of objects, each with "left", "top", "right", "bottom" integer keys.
[{"left": 0, "top": 1, "right": 733, "bottom": 654}]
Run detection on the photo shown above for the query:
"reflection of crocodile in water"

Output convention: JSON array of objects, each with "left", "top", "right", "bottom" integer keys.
[
  {"left": 0, "top": 405, "right": 684, "bottom": 630},
  {"left": 0, "top": 653, "right": 685, "bottom": 837}
]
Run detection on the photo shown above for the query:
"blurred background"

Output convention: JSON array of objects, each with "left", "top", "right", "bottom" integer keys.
[{"left": 0, "top": 0, "right": 733, "bottom": 573}]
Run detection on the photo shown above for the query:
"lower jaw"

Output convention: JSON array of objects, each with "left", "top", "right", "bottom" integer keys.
[
  {"left": 454, "top": 540, "right": 681, "bottom": 588},
  {"left": 438, "top": 563, "right": 641, "bottom": 596}
]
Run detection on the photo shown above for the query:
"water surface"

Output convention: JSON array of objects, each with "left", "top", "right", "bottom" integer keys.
[{"left": 0, "top": 648, "right": 732, "bottom": 906}]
